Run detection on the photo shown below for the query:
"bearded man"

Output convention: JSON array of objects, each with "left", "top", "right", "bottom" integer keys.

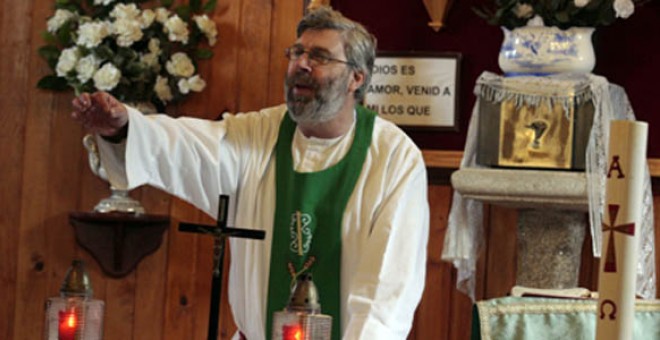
[{"left": 71, "top": 7, "right": 429, "bottom": 340}]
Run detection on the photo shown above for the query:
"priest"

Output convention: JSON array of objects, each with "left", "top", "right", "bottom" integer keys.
[{"left": 71, "top": 6, "right": 429, "bottom": 340}]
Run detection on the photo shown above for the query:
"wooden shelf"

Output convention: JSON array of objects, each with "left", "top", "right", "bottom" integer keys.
[{"left": 69, "top": 212, "right": 170, "bottom": 278}]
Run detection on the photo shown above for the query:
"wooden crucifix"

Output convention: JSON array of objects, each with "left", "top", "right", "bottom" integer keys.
[{"left": 179, "top": 195, "right": 266, "bottom": 340}]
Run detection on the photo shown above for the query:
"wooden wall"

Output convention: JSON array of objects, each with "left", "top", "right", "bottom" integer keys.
[{"left": 0, "top": 1, "right": 658, "bottom": 340}]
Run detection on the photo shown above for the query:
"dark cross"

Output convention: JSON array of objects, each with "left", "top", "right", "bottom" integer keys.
[
  {"left": 179, "top": 195, "right": 266, "bottom": 340},
  {"left": 602, "top": 204, "right": 635, "bottom": 273}
]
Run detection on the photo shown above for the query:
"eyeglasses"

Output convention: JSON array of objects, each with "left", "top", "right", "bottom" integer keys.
[{"left": 285, "top": 45, "right": 354, "bottom": 67}]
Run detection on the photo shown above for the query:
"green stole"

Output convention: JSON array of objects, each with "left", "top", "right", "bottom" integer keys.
[{"left": 266, "top": 106, "right": 376, "bottom": 339}]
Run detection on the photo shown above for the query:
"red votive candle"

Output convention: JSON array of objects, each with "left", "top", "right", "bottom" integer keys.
[
  {"left": 282, "top": 324, "right": 303, "bottom": 340},
  {"left": 58, "top": 310, "right": 77, "bottom": 340}
]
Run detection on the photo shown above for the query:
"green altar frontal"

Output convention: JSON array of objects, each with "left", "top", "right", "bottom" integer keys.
[{"left": 472, "top": 297, "right": 660, "bottom": 340}]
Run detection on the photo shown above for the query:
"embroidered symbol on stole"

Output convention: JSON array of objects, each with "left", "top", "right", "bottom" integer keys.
[{"left": 289, "top": 212, "right": 312, "bottom": 255}]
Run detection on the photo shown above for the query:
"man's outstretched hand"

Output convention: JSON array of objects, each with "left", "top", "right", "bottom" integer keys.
[{"left": 72, "top": 92, "right": 129, "bottom": 137}]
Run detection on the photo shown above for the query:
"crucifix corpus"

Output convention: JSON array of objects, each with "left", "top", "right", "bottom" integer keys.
[{"left": 179, "top": 195, "right": 266, "bottom": 340}]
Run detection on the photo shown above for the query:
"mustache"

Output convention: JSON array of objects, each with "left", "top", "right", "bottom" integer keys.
[{"left": 286, "top": 71, "right": 319, "bottom": 89}]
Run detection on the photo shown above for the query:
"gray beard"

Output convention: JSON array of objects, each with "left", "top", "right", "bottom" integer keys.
[{"left": 285, "top": 70, "right": 350, "bottom": 124}]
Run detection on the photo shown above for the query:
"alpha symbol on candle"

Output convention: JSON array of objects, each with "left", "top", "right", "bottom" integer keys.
[
  {"left": 602, "top": 204, "right": 635, "bottom": 272},
  {"left": 607, "top": 155, "right": 626, "bottom": 179}
]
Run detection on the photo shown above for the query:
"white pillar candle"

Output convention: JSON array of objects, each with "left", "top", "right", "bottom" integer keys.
[{"left": 595, "top": 120, "right": 648, "bottom": 340}]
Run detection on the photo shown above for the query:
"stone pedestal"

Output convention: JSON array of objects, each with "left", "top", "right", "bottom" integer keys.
[
  {"left": 517, "top": 210, "right": 586, "bottom": 288},
  {"left": 451, "top": 168, "right": 589, "bottom": 289}
]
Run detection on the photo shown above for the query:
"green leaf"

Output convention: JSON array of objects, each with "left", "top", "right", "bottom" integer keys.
[
  {"left": 37, "top": 75, "right": 70, "bottom": 91},
  {"left": 195, "top": 48, "right": 214, "bottom": 59},
  {"left": 125, "top": 61, "right": 146, "bottom": 76},
  {"left": 39, "top": 45, "right": 62, "bottom": 69},
  {"left": 472, "top": 7, "right": 494, "bottom": 21},
  {"left": 56, "top": 20, "right": 75, "bottom": 46},
  {"left": 160, "top": 0, "right": 173, "bottom": 8},
  {"left": 118, "top": 47, "right": 138, "bottom": 61},
  {"left": 175, "top": 4, "right": 192, "bottom": 20},
  {"left": 191, "top": 0, "right": 202, "bottom": 12},
  {"left": 38, "top": 45, "right": 61, "bottom": 61},
  {"left": 55, "top": 0, "right": 70, "bottom": 4},
  {"left": 41, "top": 31, "right": 58, "bottom": 45},
  {"left": 95, "top": 44, "right": 115, "bottom": 60},
  {"left": 554, "top": 11, "right": 570, "bottom": 23},
  {"left": 203, "top": 0, "right": 217, "bottom": 13}
]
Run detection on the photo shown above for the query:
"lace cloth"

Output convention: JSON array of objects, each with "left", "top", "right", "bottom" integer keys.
[{"left": 442, "top": 71, "right": 656, "bottom": 301}]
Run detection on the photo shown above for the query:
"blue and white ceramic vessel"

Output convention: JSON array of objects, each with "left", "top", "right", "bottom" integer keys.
[{"left": 499, "top": 26, "right": 595, "bottom": 76}]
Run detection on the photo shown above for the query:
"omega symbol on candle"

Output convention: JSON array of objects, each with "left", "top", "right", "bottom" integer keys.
[{"left": 599, "top": 299, "right": 617, "bottom": 320}]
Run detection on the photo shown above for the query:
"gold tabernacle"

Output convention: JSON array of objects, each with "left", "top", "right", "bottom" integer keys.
[{"left": 476, "top": 78, "right": 594, "bottom": 170}]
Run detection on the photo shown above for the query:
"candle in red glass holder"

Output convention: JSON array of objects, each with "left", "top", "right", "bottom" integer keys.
[
  {"left": 282, "top": 324, "right": 303, "bottom": 340},
  {"left": 58, "top": 309, "right": 77, "bottom": 340}
]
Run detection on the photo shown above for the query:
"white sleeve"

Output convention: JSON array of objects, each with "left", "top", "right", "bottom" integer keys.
[
  {"left": 96, "top": 105, "right": 284, "bottom": 218},
  {"left": 97, "top": 106, "right": 235, "bottom": 217},
  {"left": 344, "top": 148, "right": 430, "bottom": 339}
]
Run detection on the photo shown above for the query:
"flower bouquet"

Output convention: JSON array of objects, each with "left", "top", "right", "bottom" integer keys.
[
  {"left": 38, "top": 0, "right": 218, "bottom": 110},
  {"left": 473, "top": 0, "right": 642, "bottom": 30}
]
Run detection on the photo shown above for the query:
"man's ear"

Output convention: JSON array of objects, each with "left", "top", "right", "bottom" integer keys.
[{"left": 348, "top": 70, "right": 365, "bottom": 94}]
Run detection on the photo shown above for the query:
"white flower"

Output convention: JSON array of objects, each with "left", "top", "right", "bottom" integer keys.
[
  {"left": 164, "top": 15, "right": 190, "bottom": 44},
  {"left": 110, "top": 3, "right": 141, "bottom": 21},
  {"left": 75, "top": 54, "right": 102, "bottom": 83},
  {"left": 188, "top": 76, "right": 206, "bottom": 92},
  {"left": 113, "top": 18, "right": 143, "bottom": 47},
  {"left": 94, "top": 0, "right": 116, "bottom": 5},
  {"left": 148, "top": 38, "right": 161, "bottom": 54},
  {"left": 141, "top": 53, "right": 160, "bottom": 70},
  {"left": 78, "top": 16, "right": 92, "bottom": 24},
  {"left": 155, "top": 8, "right": 171, "bottom": 24},
  {"left": 178, "top": 75, "right": 206, "bottom": 94},
  {"left": 614, "top": 0, "right": 635, "bottom": 19},
  {"left": 574, "top": 0, "right": 590, "bottom": 8},
  {"left": 76, "top": 21, "right": 111, "bottom": 48},
  {"left": 93, "top": 63, "right": 122, "bottom": 91},
  {"left": 56, "top": 47, "right": 80, "bottom": 77},
  {"left": 526, "top": 15, "right": 545, "bottom": 27},
  {"left": 513, "top": 3, "right": 534, "bottom": 19},
  {"left": 140, "top": 9, "right": 156, "bottom": 29},
  {"left": 154, "top": 75, "right": 173, "bottom": 102},
  {"left": 140, "top": 38, "right": 162, "bottom": 70},
  {"left": 166, "top": 52, "right": 195, "bottom": 77},
  {"left": 193, "top": 15, "right": 218, "bottom": 46},
  {"left": 41, "top": 2, "right": 218, "bottom": 105},
  {"left": 47, "top": 9, "right": 76, "bottom": 33}
]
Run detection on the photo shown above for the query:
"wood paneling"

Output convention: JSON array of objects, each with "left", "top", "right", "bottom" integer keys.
[
  {"left": 133, "top": 187, "right": 170, "bottom": 340},
  {"left": 1, "top": 1, "right": 659, "bottom": 340},
  {"left": 483, "top": 206, "right": 518, "bottom": 298},
  {"left": 2, "top": 0, "right": 32, "bottom": 336}
]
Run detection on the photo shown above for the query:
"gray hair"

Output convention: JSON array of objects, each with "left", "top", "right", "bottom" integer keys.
[{"left": 297, "top": 6, "right": 377, "bottom": 101}]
